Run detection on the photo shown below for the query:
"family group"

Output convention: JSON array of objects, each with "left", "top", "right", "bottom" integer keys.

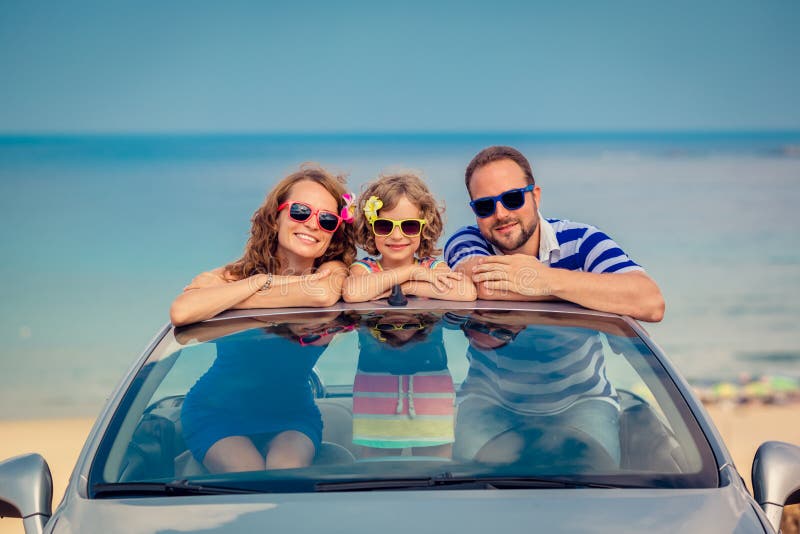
[
  {"left": 169, "top": 145, "right": 664, "bottom": 326},
  {"left": 171, "top": 144, "right": 666, "bottom": 474}
]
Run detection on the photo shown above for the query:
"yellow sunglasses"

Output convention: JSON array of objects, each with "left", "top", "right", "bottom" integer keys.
[{"left": 370, "top": 218, "right": 426, "bottom": 237}]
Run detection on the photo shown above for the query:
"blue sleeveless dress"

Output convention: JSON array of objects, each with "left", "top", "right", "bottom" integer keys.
[{"left": 181, "top": 329, "right": 324, "bottom": 462}]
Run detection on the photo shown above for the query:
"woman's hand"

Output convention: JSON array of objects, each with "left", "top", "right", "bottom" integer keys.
[
  {"left": 184, "top": 271, "right": 229, "bottom": 291},
  {"left": 233, "top": 261, "right": 346, "bottom": 309},
  {"left": 171, "top": 269, "right": 266, "bottom": 327},
  {"left": 299, "top": 268, "right": 332, "bottom": 286}
]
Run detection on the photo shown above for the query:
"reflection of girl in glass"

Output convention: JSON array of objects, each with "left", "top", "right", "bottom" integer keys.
[
  {"left": 353, "top": 312, "right": 455, "bottom": 459},
  {"left": 180, "top": 312, "right": 356, "bottom": 473}
]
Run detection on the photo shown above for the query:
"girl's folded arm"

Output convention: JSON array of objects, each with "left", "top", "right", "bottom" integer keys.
[
  {"left": 402, "top": 264, "right": 477, "bottom": 301},
  {"left": 343, "top": 264, "right": 415, "bottom": 302}
]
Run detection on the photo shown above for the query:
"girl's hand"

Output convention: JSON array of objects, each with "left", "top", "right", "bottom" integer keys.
[
  {"left": 373, "top": 288, "right": 392, "bottom": 300},
  {"left": 410, "top": 266, "right": 463, "bottom": 292}
]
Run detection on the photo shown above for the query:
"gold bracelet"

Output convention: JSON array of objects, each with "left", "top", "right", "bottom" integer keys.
[{"left": 260, "top": 272, "right": 273, "bottom": 292}]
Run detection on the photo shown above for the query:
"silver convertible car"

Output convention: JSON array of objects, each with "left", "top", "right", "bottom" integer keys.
[{"left": 2, "top": 300, "right": 800, "bottom": 534}]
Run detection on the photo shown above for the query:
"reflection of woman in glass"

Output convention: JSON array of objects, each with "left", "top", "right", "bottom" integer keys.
[
  {"left": 353, "top": 312, "right": 455, "bottom": 459},
  {"left": 454, "top": 311, "right": 620, "bottom": 467},
  {"left": 179, "top": 312, "right": 356, "bottom": 473}
]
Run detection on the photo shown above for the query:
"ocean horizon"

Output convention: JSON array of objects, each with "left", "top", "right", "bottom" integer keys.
[{"left": 1, "top": 131, "right": 799, "bottom": 418}]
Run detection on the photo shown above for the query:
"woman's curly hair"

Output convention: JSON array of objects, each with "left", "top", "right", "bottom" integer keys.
[
  {"left": 354, "top": 172, "right": 444, "bottom": 259},
  {"left": 225, "top": 165, "right": 357, "bottom": 278}
]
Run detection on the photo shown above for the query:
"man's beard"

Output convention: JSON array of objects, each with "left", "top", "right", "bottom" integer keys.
[{"left": 486, "top": 210, "right": 539, "bottom": 254}]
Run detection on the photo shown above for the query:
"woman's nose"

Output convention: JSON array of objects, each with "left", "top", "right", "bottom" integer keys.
[{"left": 303, "top": 211, "right": 320, "bottom": 230}]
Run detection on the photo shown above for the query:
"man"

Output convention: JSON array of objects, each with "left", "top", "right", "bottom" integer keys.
[{"left": 444, "top": 146, "right": 664, "bottom": 322}]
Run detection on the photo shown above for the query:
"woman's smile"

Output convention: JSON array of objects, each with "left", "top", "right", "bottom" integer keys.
[{"left": 293, "top": 231, "right": 321, "bottom": 245}]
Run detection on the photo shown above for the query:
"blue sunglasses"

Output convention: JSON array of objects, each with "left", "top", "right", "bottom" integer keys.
[{"left": 469, "top": 184, "right": 535, "bottom": 218}]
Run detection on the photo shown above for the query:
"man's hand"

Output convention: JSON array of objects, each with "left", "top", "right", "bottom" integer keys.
[{"left": 471, "top": 254, "right": 553, "bottom": 297}]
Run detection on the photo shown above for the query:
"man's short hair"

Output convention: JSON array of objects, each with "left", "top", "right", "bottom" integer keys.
[{"left": 465, "top": 146, "right": 535, "bottom": 196}]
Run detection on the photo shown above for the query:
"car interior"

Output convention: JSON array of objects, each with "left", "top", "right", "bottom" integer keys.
[
  {"left": 99, "top": 316, "right": 703, "bottom": 487},
  {"left": 114, "top": 386, "right": 690, "bottom": 483}
]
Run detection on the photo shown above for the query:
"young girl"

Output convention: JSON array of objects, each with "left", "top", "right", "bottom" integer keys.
[
  {"left": 170, "top": 165, "right": 357, "bottom": 326},
  {"left": 343, "top": 173, "right": 476, "bottom": 302}
]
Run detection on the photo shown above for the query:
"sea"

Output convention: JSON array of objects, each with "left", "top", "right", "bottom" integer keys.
[{"left": 1, "top": 132, "right": 799, "bottom": 418}]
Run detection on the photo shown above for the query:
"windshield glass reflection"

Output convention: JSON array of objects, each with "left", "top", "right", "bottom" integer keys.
[
  {"left": 355, "top": 312, "right": 454, "bottom": 460},
  {"left": 92, "top": 309, "right": 716, "bottom": 491},
  {"left": 180, "top": 312, "right": 357, "bottom": 474},
  {"left": 451, "top": 311, "right": 619, "bottom": 471}
]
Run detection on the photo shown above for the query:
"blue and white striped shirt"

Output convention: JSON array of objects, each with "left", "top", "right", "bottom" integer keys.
[
  {"left": 460, "top": 326, "right": 618, "bottom": 415},
  {"left": 444, "top": 216, "right": 644, "bottom": 274}
]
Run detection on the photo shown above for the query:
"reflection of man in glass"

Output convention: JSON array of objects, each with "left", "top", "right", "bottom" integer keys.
[
  {"left": 179, "top": 312, "right": 356, "bottom": 473},
  {"left": 454, "top": 311, "right": 620, "bottom": 467},
  {"left": 353, "top": 312, "right": 455, "bottom": 459}
]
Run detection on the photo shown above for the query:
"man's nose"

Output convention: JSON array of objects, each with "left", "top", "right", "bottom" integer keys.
[{"left": 494, "top": 199, "right": 511, "bottom": 219}]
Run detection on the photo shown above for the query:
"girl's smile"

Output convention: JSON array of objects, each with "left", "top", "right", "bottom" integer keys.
[{"left": 373, "top": 195, "right": 423, "bottom": 269}]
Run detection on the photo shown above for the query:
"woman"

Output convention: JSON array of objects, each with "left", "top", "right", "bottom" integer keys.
[{"left": 170, "top": 165, "right": 357, "bottom": 326}]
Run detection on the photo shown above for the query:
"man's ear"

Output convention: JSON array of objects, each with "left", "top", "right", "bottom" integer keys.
[{"left": 533, "top": 185, "right": 541, "bottom": 207}]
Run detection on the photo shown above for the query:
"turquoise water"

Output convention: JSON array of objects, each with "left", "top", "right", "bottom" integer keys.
[{"left": 1, "top": 133, "right": 799, "bottom": 418}]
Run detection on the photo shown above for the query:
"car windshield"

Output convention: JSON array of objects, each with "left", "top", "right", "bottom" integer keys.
[{"left": 89, "top": 307, "right": 717, "bottom": 494}]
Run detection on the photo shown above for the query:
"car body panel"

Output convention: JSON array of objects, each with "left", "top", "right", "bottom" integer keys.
[{"left": 50, "top": 485, "right": 765, "bottom": 534}]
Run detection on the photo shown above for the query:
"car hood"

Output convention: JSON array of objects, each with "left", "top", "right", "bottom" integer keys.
[{"left": 51, "top": 485, "right": 766, "bottom": 534}]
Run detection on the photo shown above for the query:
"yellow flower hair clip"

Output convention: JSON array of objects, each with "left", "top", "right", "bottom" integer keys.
[{"left": 363, "top": 195, "right": 383, "bottom": 224}]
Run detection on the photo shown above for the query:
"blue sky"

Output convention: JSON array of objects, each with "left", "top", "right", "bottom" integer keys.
[{"left": 1, "top": 0, "right": 798, "bottom": 133}]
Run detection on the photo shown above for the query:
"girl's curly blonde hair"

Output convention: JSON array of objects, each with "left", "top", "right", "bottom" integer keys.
[
  {"left": 225, "top": 165, "right": 357, "bottom": 278},
  {"left": 354, "top": 172, "right": 444, "bottom": 259}
]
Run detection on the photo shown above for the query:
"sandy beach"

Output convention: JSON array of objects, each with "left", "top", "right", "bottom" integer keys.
[
  {"left": 0, "top": 418, "right": 95, "bottom": 534},
  {"left": 1, "top": 407, "right": 798, "bottom": 534}
]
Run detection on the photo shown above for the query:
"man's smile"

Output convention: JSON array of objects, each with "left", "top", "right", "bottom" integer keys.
[{"left": 493, "top": 220, "right": 519, "bottom": 234}]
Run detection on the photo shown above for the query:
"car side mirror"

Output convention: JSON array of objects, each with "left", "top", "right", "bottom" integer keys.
[
  {"left": 0, "top": 453, "right": 53, "bottom": 534},
  {"left": 752, "top": 441, "right": 800, "bottom": 533}
]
